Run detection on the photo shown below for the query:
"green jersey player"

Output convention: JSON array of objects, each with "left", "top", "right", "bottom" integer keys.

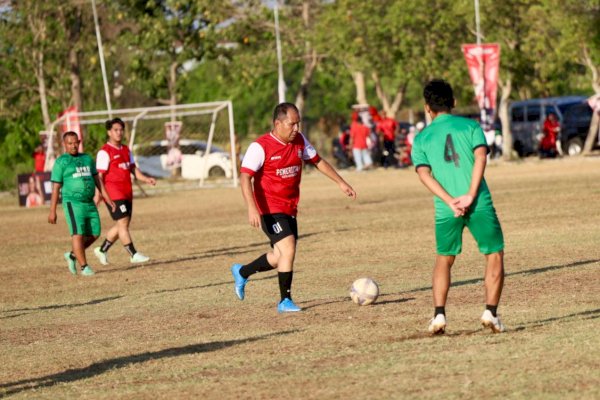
[
  {"left": 411, "top": 79, "right": 505, "bottom": 334},
  {"left": 48, "top": 131, "right": 115, "bottom": 276}
]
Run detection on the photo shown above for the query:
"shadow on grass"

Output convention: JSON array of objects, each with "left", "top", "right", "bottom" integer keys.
[
  {"left": 513, "top": 308, "right": 600, "bottom": 331},
  {"left": 398, "top": 258, "right": 600, "bottom": 295},
  {"left": 0, "top": 296, "right": 123, "bottom": 317},
  {"left": 300, "top": 293, "right": 415, "bottom": 310},
  {"left": 97, "top": 229, "right": 339, "bottom": 274},
  {"left": 151, "top": 273, "right": 277, "bottom": 294},
  {"left": 0, "top": 329, "right": 299, "bottom": 398}
]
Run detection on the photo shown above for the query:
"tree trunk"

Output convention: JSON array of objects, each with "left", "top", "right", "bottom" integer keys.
[
  {"left": 294, "top": 1, "right": 318, "bottom": 118},
  {"left": 582, "top": 109, "right": 599, "bottom": 155},
  {"left": 352, "top": 71, "right": 368, "bottom": 105},
  {"left": 67, "top": 6, "right": 83, "bottom": 113},
  {"left": 372, "top": 72, "right": 407, "bottom": 118},
  {"left": 27, "top": 12, "right": 51, "bottom": 129},
  {"left": 294, "top": 48, "right": 318, "bottom": 118},
  {"left": 34, "top": 50, "right": 51, "bottom": 130},
  {"left": 499, "top": 76, "right": 513, "bottom": 161},
  {"left": 581, "top": 46, "right": 600, "bottom": 155}
]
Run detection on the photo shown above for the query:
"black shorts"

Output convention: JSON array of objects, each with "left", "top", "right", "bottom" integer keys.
[
  {"left": 107, "top": 199, "right": 133, "bottom": 221},
  {"left": 261, "top": 213, "right": 298, "bottom": 247}
]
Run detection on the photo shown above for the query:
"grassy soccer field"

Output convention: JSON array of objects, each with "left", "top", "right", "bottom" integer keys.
[{"left": 0, "top": 157, "right": 599, "bottom": 399}]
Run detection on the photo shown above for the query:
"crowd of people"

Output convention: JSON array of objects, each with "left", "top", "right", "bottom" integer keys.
[{"left": 332, "top": 106, "right": 425, "bottom": 171}]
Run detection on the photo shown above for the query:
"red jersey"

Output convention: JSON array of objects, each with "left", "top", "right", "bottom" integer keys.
[
  {"left": 33, "top": 151, "right": 46, "bottom": 172},
  {"left": 241, "top": 132, "right": 320, "bottom": 216},
  {"left": 350, "top": 122, "right": 370, "bottom": 149},
  {"left": 376, "top": 117, "right": 398, "bottom": 142},
  {"left": 96, "top": 143, "right": 135, "bottom": 200}
]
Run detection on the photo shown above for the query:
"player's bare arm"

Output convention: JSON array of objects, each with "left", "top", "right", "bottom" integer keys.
[
  {"left": 240, "top": 172, "right": 261, "bottom": 228},
  {"left": 314, "top": 158, "right": 357, "bottom": 199},
  {"left": 453, "top": 146, "right": 488, "bottom": 210},
  {"left": 132, "top": 165, "right": 156, "bottom": 186},
  {"left": 416, "top": 166, "right": 465, "bottom": 217},
  {"left": 94, "top": 174, "right": 116, "bottom": 213},
  {"left": 47, "top": 182, "right": 61, "bottom": 224}
]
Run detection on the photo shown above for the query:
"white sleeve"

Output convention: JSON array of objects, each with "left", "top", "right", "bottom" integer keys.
[
  {"left": 241, "top": 142, "right": 265, "bottom": 172},
  {"left": 96, "top": 149, "right": 110, "bottom": 171},
  {"left": 300, "top": 133, "right": 318, "bottom": 160}
]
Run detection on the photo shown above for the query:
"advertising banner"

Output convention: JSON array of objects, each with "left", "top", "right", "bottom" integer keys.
[
  {"left": 17, "top": 172, "right": 53, "bottom": 207},
  {"left": 461, "top": 43, "right": 501, "bottom": 129}
]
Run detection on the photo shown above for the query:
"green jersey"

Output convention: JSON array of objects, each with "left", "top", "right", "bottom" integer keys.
[
  {"left": 50, "top": 153, "right": 98, "bottom": 202},
  {"left": 411, "top": 114, "right": 493, "bottom": 216}
]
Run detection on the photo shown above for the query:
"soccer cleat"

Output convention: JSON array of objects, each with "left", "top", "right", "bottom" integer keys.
[
  {"left": 130, "top": 252, "right": 150, "bottom": 263},
  {"left": 230, "top": 263, "right": 247, "bottom": 300},
  {"left": 64, "top": 252, "right": 77, "bottom": 275},
  {"left": 277, "top": 298, "right": 302, "bottom": 313},
  {"left": 481, "top": 309, "right": 506, "bottom": 333},
  {"left": 428, "top": 313, "right": 447, "bottom": 334},
  {"left": 93, "top": 247, "right": 109, "bottom": 266},
  {"left": 81, "top": 265, "right": 95, "bottom": 276}
]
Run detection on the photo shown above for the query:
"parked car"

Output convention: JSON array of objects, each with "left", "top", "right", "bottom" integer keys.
[
  {"left": 560, "top": 101, "right": 596, "bottom": 155},
  {"left": 133, "top": 139, "right": 233, "bottom": 179},
  {"left": 509, "top": 96, "right": 587, "bottom": 157}
]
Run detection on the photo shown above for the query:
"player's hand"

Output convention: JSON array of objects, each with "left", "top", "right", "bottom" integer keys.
[
  {"left": 453, "top": 194, "right": 474, "bottom": 210},
  {"left": 248, "top": 208, "right": 261, "bottom": 229},
  {"left": 48, "top": 211, "right": 57, "bottom": 224},
  {"left": 107, "top": 199, "right": 116, "bottom": 213},
  {"left": 147, "top": 177, "right": 156, "bottom": 186},
  {"left": 339, "top": 182, "right": 357, "bottom": 199}
]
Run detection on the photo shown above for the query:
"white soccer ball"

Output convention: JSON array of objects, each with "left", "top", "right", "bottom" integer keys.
[{"left": 350, "top": 277, "right": 379, "bottom": 306}]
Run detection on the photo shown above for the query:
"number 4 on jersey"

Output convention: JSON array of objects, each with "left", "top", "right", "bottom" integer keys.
[{"left": 444, "top": 134, "right": 460, "bottom": 167}]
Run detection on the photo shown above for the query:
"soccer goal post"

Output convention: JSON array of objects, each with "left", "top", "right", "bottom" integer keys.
[{"left": 44, "top": 101, "right": 238, "bottom": 188}]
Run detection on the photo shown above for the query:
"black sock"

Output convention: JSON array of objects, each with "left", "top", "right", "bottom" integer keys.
[
  {"left": 434, "top": 306, "right": 445, "bottom": 317},
  {"left": 278, "top": 271, "right": 293, "bottom": 301},
  {"left": 486, "top": 304, "right": 498, "bottom": 317},
  {"left": 81, "top": 264, "right": 88, "bottom": 271},
  {"left": 100, "top": 239, "right": 113, "bottom": 253},
  {"left": 69, "top": 252, "right": 76, "bottom": 260},
  {"left": 124, "top": 243, "right": 137, "bottom": 256},
  {"left": 240, "top": 254, "right": 274, "bottom": 278}
]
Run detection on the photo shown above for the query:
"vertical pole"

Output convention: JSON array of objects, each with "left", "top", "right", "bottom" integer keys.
[
  {"left": 91, "top": 0, "right": 112, "bottom": 118},
  {"left": 274, "top": 1, "right": 286, "bottom": 103},
  {"left": 228, "top": 101, "right": 238, "bottom": 188},
  {"left": 474, "top": 0, "right": 487, "bottom": 126}
]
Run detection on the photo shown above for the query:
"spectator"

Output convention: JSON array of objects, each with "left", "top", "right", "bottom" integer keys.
[
  {"left": 376, "top": 111, "right": 398, "bottom": 168},
  {"left": 32, "top": 144, "right": 46, "bottom": 173},
  {"left": 350, "top": 117, "right": 373, "bottom": 171},
  {"left": 540, "top": 113, "right": 561, "bottom": 158}
]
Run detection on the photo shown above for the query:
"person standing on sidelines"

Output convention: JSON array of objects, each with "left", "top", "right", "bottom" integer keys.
[
  {"left": 231, "top": 102, "right": 357, "bottom": 313},
  {"left": 94, "top": 118, "right": 156, "bottom": 265},
  {"left": 48, "top": 131, "right": 115, "bottom": 276},
  {"left": 411, "top": 79, "right": 506, "bottom": 334}
]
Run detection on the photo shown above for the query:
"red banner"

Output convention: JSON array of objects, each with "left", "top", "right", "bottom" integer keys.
[
  {"left": 58, "top": 106, "right": 83, "bottom": 152},
  {"left": 462, "top": 43, "right": 500, "bottom": 126}
]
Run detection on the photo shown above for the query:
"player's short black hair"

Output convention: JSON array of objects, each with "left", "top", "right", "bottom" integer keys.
[
  {"left": 62, "top": 131, "right": 79, "bottom": 141},
  {"left": 105, "top": 117, "right": 125, "bottom": 131},
  {"left": 273, "top": 102, "right": 299, "bottom": 123},
  {"left": 423, "top": 79, "right": 455, "bottom": 112}
]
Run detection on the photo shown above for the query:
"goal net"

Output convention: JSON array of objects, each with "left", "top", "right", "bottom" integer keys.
[{"left": 44, "top": 101, "right": 238, "bottom": 188}]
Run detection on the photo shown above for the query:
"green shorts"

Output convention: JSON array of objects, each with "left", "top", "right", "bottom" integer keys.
[
  {"left": 435, "top": 207, "right": 504, "bottom": 256},
  {"left": 63, "top": 200, "right": 101, "bottom": 236}
]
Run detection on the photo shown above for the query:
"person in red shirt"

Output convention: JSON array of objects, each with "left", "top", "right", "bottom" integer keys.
[
  {"left": 231, "top": 102, "right": 357, "bottom": 313},
  {"left": 350, "top": 118, "right": 373, "bottom": 171},
  {"left": 94, "top": 118, "right": 156, "bottom": 265},
  {"left": 32, "top": 145, "right": 46, "bottom": 173},
  {"left": 376, "top": 111, "right": 398, "bottom": 168},
  {"left": 540, "top": 112, "right": 560, "bottom": 158}
]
